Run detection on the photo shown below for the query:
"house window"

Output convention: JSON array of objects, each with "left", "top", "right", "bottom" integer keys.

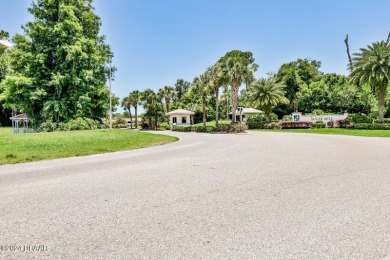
[
  {"left": 173, "top": 117, "right": 177, "bottom": 124},
  {"left": 182, "top": 117, "right": 187, "bottom": 123}
]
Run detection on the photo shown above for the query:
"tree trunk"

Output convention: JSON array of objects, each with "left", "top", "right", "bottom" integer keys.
[
  {"left": 231, "top": 83, "right": 239, "bottom": 124},
  {"left": 135, "top": 106, "right": 138, "bottom": 129},
  {"left": 165, "top": 100, "right": 170, "bottom": 123},
  {"left": 344, "top": 34, "right": 353, "bottom": 71},
  {"left": 202, "top": 95, "right": 207, "bottom": 127},
  {"left": 129, "top": 104, "right": 132, "bottom": 129},
  {"left": 215, "top": 88, "right": 219, "bottom": 127},
  {"left": 226, "top": 94, "right": 229, "bottom": 121},
  {"left": 378, "top": 90, "right": 386, "bottom": 123}
]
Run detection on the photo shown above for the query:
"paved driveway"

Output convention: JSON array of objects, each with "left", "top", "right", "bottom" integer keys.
[{"left": 1, "top": 131, "right": 390, "bottom": 259}]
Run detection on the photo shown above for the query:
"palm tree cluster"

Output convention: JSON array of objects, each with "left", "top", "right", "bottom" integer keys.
[
  {"left": 121, "top": 50, "right": 295, "bottom": 129},
  {"left": 122, "top": 39, "right": 390, "bottom": 130}
]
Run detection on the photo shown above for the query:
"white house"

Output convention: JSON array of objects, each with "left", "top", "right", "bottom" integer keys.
[
  {"left": 166, "top": 109, "right": 195, "bottom": 130},
  {"left": 229, "top": 107, "right": 263, "bottom": 122}
]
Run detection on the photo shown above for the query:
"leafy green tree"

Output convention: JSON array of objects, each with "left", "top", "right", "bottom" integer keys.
[
  {"left": 158, "top": 86, "right": 175, "bottom": 114},
  {"left": 192, "top": 73, "right": 211, "bottom": 127},
  {"left": 0, "top": 0, "right": 112, "bottom": 124},
  {"left": 174, "top": 79, "right": 190, "bottom": 102},
  {"left": 121, "top": 96, "right": 132, "bottom": 127},
  {"left": 350, "top": 41, "right": 390, "bottom": 123},
  {"left": 207, "top": 63, "right": 224, "bottom": 127},
  {"left": 128, "top": 90, "right": 141, "bottom": 128},
  {"left": 141, "top": 89, "right": 164, "bottom": 130},
  {"left": 274, "top": 58, "right": 322, "bottom": 115},
  {"left": 219, "top": 50, "right": 258, "bottom": 123},
  {"left": 0, "top": 30, "right": 12, "bottom": 126},
  {"left": 245, "top": 77, "right": 289, "bottom": 120}
]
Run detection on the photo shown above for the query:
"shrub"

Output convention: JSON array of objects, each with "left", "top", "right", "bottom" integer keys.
[
  {"left": 336, "top": 118, "right": 353, "bottom": 128},
  {"left": 349, "top": 113, "right": 373, "bottom": 124},
  {"left": 312, "top": 120, "right": 326, "bottom": 128},
  {"left": 172, "top": 126, "right": 192, "bottom": 132},
  {"left": 280, "top": 121, "right": 312, "bottom": 129},
  {"left": 268, "top": 113, "right": 279, "bottom": 121},
  {"left": 57, "top": 122, "right": 71, "bottom": 131},
  {"left": 327, "top": 120, "right": 335, "bottom": 128},
  {"left": 263, "top": 122, "right": 281, "bottom": 129},
  {"left": 247, "top": 122, "right": 265, "bottom": 129},
  {"left": 247, "top": 114, "right": 267, "bottom": 123},
  {"left": 229, "top": 123, "right": 247, "bottom": 133},
  {"left": 354, "top": 123, "right": 390, "bottom": 130},
  {"left": 312, "top": 109, "right": 324, "bottom": 115},
  {"left": 282, "top": 115, "right": 292, "bottom": 121},
  {"left": 216, "top": 123, "right": 231, "bottom": 132},
  {"left": 67, "top": 117, "right": 100, "bottom": 131},
  {"left": 195, "top": 126, "right": 216, "bottom": 133},
  {"left": 141, "top": 123, "right": 149, "bottom": 129},
  {"left": 39, "top": 121, "right": 57, "bottom": 132}
]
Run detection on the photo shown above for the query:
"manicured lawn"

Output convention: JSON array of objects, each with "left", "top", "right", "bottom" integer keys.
[
  {"left": 0, "top": 128, "right": 178, "bottom": 165},
  {"left": 252, "top": 128, "right": 390, "bottom": 137},
  {"left": 193, "top": 120, "right": 232, "bottom": 127}
]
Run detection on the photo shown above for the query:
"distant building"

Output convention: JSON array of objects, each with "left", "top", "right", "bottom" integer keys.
[
  {"left": 229, "top": 107, "right": 263, "bottom": 122},
  {"left": 166, "top": 109, "right": 195, "bottom": 130}
]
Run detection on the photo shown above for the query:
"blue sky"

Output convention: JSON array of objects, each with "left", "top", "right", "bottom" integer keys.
[{"left": 1, "top": 0, "right": 390, "bottom": 110}]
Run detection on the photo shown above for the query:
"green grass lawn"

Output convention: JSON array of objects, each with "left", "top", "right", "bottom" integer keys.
[
  {"left": 0, "top": 127, "right": 178, "bottom": 165},
  {"left": 252, "top": 128, "right": 390, "bottom": 137},
  {"left": 193, "top": 120, "right": 232, "bottom": 127}
]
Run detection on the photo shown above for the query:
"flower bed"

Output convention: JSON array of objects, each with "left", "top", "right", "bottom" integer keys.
[{"left": 280, "top": 121, "right": 312, "bottom": 129}]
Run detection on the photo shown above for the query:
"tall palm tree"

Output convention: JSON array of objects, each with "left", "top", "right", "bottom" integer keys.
[
  {"left": 224, "top": 58, "right": 257, "bottom": 123},
  {"left": 121, "top": 96, "right": 132, "bottom": 127},
  {"left": 129, "top": 90, "right": 141, "bottom": 128},
  {"left": 221, "top": 85, "right": 231, "bottom": 120},
  {"left": 207, "top": 63, "right": 224, "bottom": 127},
  {"left": 158, "top": 86, "right": 175, "bottom": 114},
  {"left": 350, "top": 40, "right": 390, "bottom": 123},
  {"left": 246, "top": 77, "right": 289, "bottom": 121},
  {"left": 141, "top": 89, "right": 162, "bottom": 130},
  {"left": 193, "top": 73, "right": 211, "bottom": 127}
]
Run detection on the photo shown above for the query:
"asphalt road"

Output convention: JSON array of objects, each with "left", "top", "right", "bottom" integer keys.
[{"left": 1, "top": 131, "right": 390, "bottom": 259}]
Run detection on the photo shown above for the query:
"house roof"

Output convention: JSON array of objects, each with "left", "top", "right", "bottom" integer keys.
[
  {"left": 166, "top": 109, "right": 195, "bottom": 115},
  {"left": 10, "top": 113, "right": 30, "bottom": 120},
  {"left": 229, "top": 108, "right": 263, "bottom": 114}
]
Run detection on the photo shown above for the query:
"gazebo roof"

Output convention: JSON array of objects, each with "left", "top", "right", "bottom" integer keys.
[
  {"left": 10, "top": 113, "right": 30, "bottom": 120},
  {"left": 166, "top": 109, "right": 195, "bottom": 115}
]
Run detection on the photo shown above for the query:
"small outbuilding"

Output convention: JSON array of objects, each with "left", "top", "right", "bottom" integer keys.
[
  {"left": 10, "top": 113, "right": 33, "bottom": 134},
  {"left": 229, "top": 107, "right": 263, "bottom": 122},
  {"left": 166, "top": 109, "right": 195, "bottom": 130}
]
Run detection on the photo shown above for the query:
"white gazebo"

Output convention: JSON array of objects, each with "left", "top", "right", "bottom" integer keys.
[
  {"left": 229, "top": 107, "right": 263, "bottom": 122},
  {"left": 10, "top": 114, "right": 33, "bottom": 134},
  {"left": 166, "top": 109, "right": 195, "bottom": 130}
]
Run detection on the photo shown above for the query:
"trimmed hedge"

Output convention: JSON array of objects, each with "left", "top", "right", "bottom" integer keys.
[
  {"left": 172, "top": 123, "right": 247, "bottom": 133},
  {"left": 280, "top": 121, "right": 312, "bottom": 129},
  {"left": 354, "top": 123, "right": 390, "bottom": 130},
  {"left": 39, "top": 118, "right": 103, "bottom": 132}
]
